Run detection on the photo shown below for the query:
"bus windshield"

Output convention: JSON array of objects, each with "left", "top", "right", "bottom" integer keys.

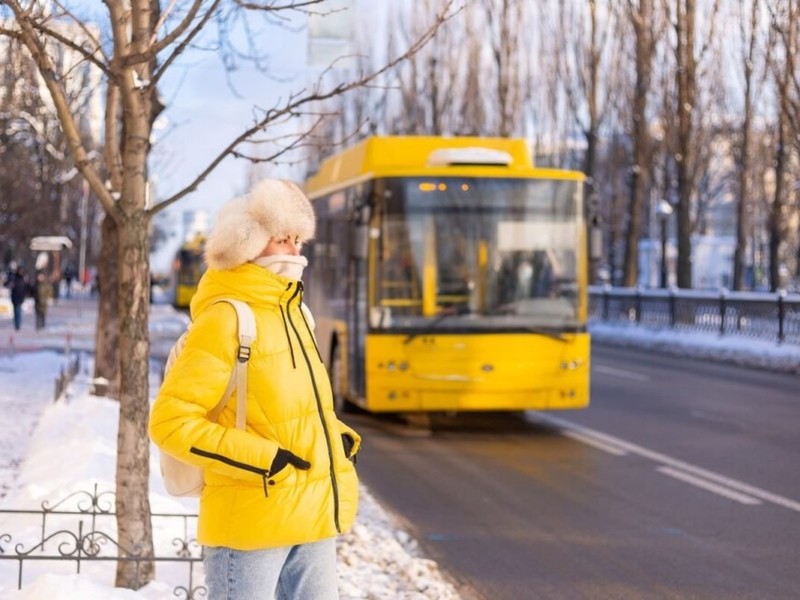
[{"left": 371, "top": 177, "right": 582, "bottom": 331}]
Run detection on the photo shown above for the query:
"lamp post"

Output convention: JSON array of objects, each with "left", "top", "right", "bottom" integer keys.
[{"left": 656, "top": 200, "right": 673, "bottom": 288}]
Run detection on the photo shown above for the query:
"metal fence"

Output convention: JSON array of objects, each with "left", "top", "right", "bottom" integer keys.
[
  {"left": 588, "top": 286, "right": 800, "bottom": 345},
  {"left": 54, "top": 352, "right": 81, "bottom": 402},
  {"left": 0, "top": 484, "right": 204, "bottom": 598}
]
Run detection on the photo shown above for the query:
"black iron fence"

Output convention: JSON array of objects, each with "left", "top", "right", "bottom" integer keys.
[
  {"left": 589, "top": 286, "right": 800, "bottom": 345},
  {"left": 54, "top": 352, "right": 81, "bottom": 402},
  {"left": 0, "top": 484, "right": 204, "bottom": 598}
]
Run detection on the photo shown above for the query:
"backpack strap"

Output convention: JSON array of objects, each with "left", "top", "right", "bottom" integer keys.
[{"left": 207, "top": 298, "right": 257, "bottom": 430}]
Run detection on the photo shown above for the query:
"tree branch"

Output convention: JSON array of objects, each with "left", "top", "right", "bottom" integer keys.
[
  {"left": 151, "top": 0, "right": 222, "bottom": 88},
  {"left": 151, "top": 0, "right": 457, "bottom": 214},
  {"left": 3, "top": 0, "right": 117, "bottom": 216}
]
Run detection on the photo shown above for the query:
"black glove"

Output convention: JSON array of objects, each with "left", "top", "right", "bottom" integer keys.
[
  {"left": 270, "top": 449, "right": 311, "bottom": 476},
  {"left": 342, "top": 434, "right": 357, "bottom": 464}
]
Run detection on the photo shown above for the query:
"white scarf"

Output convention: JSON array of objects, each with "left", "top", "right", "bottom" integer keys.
[{"left": 252, "top": 254, "right": 308, "bottom": 281}]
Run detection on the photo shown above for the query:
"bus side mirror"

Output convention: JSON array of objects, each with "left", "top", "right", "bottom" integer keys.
[{"left": 352, "top": 224, "right": 369, "bottom": 260}]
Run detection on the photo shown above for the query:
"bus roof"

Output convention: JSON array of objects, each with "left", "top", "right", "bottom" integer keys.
[{"left": 304, "top": 136, "right": 584, "bottom": 197}]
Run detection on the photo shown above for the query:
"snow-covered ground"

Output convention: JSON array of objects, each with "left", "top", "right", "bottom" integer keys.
[
  {"left": 1, "top": 288, "right": 797, "bottom": 598},
  {"left": 590, "top": 322, "right": 800, "bottom": 374}
]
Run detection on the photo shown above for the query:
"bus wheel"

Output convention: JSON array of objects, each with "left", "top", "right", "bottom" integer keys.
[{"left": 331, "top": 343, "right": 349, "bottom": 413}]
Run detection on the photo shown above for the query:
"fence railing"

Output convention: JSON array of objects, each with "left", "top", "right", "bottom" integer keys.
[
  {"left": 588, "top": 286, "right": 800, "bottom": 345},
  {"left": 54, "top": 352, "right": 81, "bottom": 402},
  {"left": 0, "top": 484, "right": 204, "bottom": 598}
]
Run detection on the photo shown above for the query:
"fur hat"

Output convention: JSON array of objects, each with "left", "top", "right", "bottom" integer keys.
[{"left": 205, "top": 178, "right": 316, "bottom": 270}]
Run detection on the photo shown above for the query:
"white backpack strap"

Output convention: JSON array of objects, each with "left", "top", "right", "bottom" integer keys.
[{"left": 210, "top": 299, "right": 257, "bottom": 430}]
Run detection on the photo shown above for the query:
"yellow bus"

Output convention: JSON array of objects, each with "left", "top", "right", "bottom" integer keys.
[
  {"left": 304, "top": 136, "right": 590, "bottom": 413},
  {"left": 171, "top": 235, "right": 206, "bottom": 310}
]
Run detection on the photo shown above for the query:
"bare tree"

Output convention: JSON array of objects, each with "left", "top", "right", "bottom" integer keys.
[
  {"left": 0, "top": 37, "right": 99, "bottom": 270},
  {"left": 343, "top": 0, "right": 527, "bottom": 139},
  {"left": 766, "top": 0, "right": 800, "bottom": 290},
  {"left": 731, "top": 0, "right": 767, "bottom": 290},
  {"left": 0, "top": 0, "right": 455, "bottom": 588},
  {"left": 620, "top": 0, "right": 658, "bottom": 287},
  {"left": 551, "top": 0, "right": 619, "bottom": 282},
  {"left": 482, "top": 0, "right": 526, "bottom": 137},
  {"left": 663, "top": 0, "right": 721, "bottom": 288}
]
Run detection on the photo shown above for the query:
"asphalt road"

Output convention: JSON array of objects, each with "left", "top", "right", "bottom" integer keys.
[{"left": 348, "top": 343, "right": 800, "bottom": 600}]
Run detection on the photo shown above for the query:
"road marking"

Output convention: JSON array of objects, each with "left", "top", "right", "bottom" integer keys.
[
  {"left": 562, "top": 430, "right": 628, "bottom": 456},
  {"left": 531, "top": 413, "right": 800, "bottom": 513},
  {"left": 593, "top": 364, "right": 651, "bottom": 382},
  {"left": 657, "top": 466, "right": 762, "bottom": 505}
]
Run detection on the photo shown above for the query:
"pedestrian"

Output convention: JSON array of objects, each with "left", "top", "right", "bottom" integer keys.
[
  {"left": 63, "top": 263, "right": 76, "bottom": 298},
  {"left": 5, "top": 265, "right": 30, "bottom": 331},
  {"left": 32, "top": 271, "right": 52, "bottom": 329},
  {"left": 149, "top": 178, "right": 360, "bottom": 600}
]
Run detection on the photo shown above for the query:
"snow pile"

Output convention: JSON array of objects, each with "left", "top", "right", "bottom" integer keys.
[{"left": 590, "top": 322, "right": 800, "bottom": 374}]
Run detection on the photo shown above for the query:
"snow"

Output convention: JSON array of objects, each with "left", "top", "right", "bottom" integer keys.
[
  {"left": 590, "top": 322, "right": 800, "bottom": 374},
  {"left": 0, "top": 292, "right": 797, "bottom": 598}
]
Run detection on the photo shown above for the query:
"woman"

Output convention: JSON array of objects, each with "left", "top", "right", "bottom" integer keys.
[{"left": 149, "top": 178, "right": 360, "bottom": 600}]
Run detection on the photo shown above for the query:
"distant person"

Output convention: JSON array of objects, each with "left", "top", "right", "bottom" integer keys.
[
  {"left": 149, "top": 178, "right": 361, "bottom": 600},
  {"left": 5, "top": 265, "right": 30, "bottom": 331},
  {"left": 63, "top": 263, "right": 76, "bottom": 298},
  {"left": 32, "top": 271, "right": 52, "bottom": 329}
]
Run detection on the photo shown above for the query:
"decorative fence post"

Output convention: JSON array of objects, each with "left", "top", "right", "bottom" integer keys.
[
  {"left": 635, "top": 286, "right": 642, "bottom": 324},
  {"left": 668, "top": 287, "right": 677, "bottom": 328},
  {"left": 777, "top": 290, "right": 786, "bottom": 344},
  {"left": 719, "top": 288, "right": 727, "bottom": 337}
]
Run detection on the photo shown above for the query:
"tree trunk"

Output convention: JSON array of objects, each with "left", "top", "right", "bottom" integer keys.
[
  {"left": 623, "top": 0, "right": 654, "bottom": 288},
  {"left": 769, "top": 119, "right": 787, "bottom": 292},
  {"left": 114, "top": 205, "right": 154, "bottom": 588},
  {"left": 93, "top": 215, "right": 120, "bottom": 397},
  {"left": 733, "top": 3, "right": 756, "bottom": 291},
  {"left": 675, "top": 0, "right": 696, "bottom": 288}
]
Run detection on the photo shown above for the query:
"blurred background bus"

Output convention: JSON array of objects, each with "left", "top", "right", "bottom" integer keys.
[
  {"left": 170, "top": 234, "right": 206, "bottom": 310},
  {"left": 304, "top": 135, "right": 590, "bottom": 415}
]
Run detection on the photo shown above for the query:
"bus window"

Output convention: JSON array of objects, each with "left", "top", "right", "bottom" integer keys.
[
  {"left": 370, "top": 177, "right": 580, "bottom": 330},
  {"left": 375, "top": 217, "right": 421, "bottom": 318}
]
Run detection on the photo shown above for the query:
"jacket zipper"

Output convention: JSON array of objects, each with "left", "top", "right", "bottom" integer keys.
[
  {"left": 279, "top": 282, "right": 297, "bottom": 368},
  {"left": 286, "top": 283, "right": 342, "bottom": 533},
  {"left": 189, "top": 447, "right": 272, "bottom": 497}
]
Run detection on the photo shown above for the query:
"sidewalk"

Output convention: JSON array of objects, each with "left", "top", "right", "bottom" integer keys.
[
  {"left": 0, "top": 294, "right": 188, "bottom": 359},
  {"left": 0, "top": 295, "right": 98, "bottom": 354}
]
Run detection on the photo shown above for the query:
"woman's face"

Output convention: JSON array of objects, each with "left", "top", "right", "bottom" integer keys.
[{"left": 258, "top": 234, "right": 302, "bottom": 258}]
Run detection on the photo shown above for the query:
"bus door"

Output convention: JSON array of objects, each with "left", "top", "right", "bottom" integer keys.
[{"left": 344, "top": 189, "right": 371, "bottom": 400}]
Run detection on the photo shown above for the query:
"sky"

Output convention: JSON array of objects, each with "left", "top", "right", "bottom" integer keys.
[
  {"left": 0, "top": 293, "right": 461, "bottom": 599},
  {"left": 149, "top": 1, "right": 364, "bottom": 273}
]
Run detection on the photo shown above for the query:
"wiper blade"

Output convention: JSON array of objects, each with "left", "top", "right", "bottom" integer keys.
[{"left": 403, "top": 306, "right": 469, "bottom": 345}]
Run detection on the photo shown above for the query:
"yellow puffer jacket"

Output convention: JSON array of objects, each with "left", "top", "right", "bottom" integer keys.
[{"left": 149, "top": 263, "right": 360, "bottom": 550}]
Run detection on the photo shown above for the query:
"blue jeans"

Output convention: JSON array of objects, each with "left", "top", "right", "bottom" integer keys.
[
  {"left": 203, "top": 538, "right": 339, "bottom": 600},
  {"left": 12, "top": 303, "right": 22, "bottom": 330}
]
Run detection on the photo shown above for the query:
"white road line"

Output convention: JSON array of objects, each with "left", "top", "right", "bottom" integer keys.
[
  {"left": 593, "top": 364, "right": 651, "bottom": 382},
  {"left": 657, "top": 466, "right": 762, "bottom": 505},
  {"left": 562, "top": 431, "right": 628, "bottom": 456},
  {"left": 531, "top": 412, "right": 800, "bottom": 514}
]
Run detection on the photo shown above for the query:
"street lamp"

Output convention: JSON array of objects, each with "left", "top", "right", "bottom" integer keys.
[{"left": 656, "top": 200, "right": 673, "bottom": 288}]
